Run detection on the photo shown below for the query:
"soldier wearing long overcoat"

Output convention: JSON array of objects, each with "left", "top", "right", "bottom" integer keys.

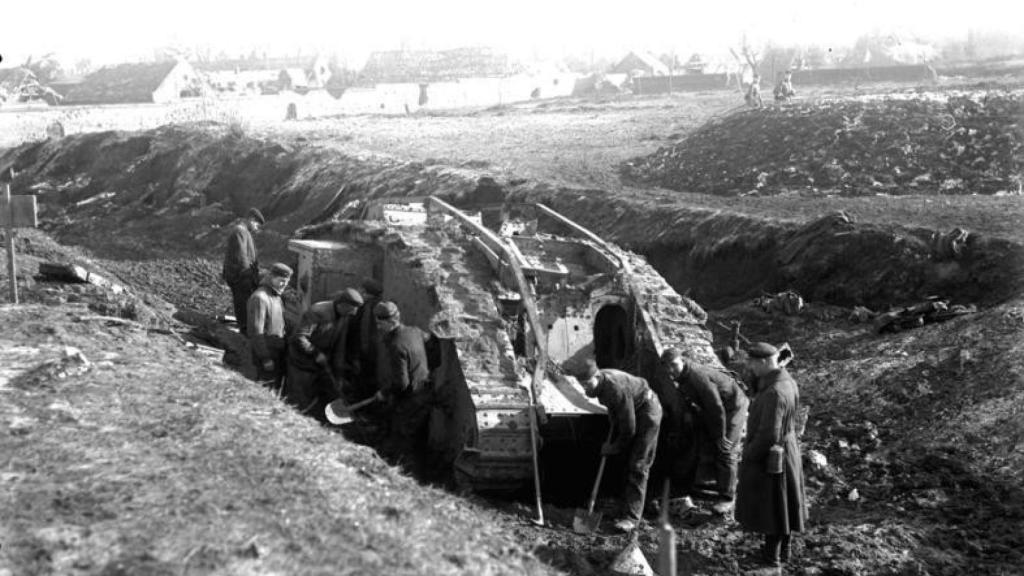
[{"left": 735, "top": 342, "right": 807, "bottom": 567}]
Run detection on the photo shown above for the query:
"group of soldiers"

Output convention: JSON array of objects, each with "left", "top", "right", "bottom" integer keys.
[
  {"left": 222, "top": 208, "right": 435, "bottom": 475},
  {"left": 745, "top": 69, "right": 797, "bottom": 108},
  {"left": 575, "top": 341, "right": 806, "bottom": 568},
  {"left": 223, "top": 208, "right": 806, "bottom": 569}
]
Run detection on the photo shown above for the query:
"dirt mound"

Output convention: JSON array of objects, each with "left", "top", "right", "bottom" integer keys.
[
  {"left": 622, "top": 91, "right": 1024, "bottom": 196},
  {"left": 0, "top": 304, "right": 555, "bottom": 575}
]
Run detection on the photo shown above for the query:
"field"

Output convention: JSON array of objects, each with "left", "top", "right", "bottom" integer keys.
[{"left": 1, "top": 77, "right": 1023, "bottom": 575}]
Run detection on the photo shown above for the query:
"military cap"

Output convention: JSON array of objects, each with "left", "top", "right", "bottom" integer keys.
[
  {"left": 269, "top": 262, "right": 293, "bottom": 277},
  {"left": 332, "top": 287, "right": 364, "bottom": 307},
  {"left": 361, "top": 278, "right": 384, "bottom": 297},
  {"left": 660, "top": 348, "right": 685, "bottom": 364},
  {"left": 374, "top": 301, "right": 400, "bottom": 320},
  {"left": 247, "top": 207, "right": 266, "bottom": 225},
  {"left": 746, "top": 342, "right": 779, "bottom": 358},
  {"left": 575, "top": 359, "right": 600, "bottom": 382}
]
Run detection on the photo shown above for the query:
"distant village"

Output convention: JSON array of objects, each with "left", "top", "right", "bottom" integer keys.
[{"left": 0, "top": 33, "right": 1021, "bottom": 115}]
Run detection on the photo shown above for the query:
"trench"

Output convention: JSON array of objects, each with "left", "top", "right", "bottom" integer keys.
[{"left": 3, "top": 125, "right": 1023, "bottom": 518}]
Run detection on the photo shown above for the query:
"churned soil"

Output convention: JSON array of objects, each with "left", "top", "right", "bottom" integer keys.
[
  {"left": 622, "top": 91, "right": 1024, "bottom": 198},
  {"left": 1, "top": 79, "right": 1022, "bottom": 575},
  {"left": 0, "top": 303, "right": 557, "bottom": 576}
]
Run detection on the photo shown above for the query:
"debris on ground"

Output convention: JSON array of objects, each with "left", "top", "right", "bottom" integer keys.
[
  {"left": 622, "top": 92, "right": 1024, "bottom": 197},
  {"left": 872, "top": 298, "right": 977, "bottom": 333},
  {"left": 37, "top": 261, "right": 126, "bottom": 294},
  {"left": 754, "top": 290, "right": 805, "bottom": 315}
]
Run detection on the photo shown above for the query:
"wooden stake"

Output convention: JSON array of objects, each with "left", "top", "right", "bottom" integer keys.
[{"left": 3, "top": 182, "right": 17, "bottom": 304}]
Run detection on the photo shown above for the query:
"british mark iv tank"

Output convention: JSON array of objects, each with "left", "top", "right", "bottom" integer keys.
[{"left": 288, "top": 196, "right": 720, "bottom": 491}]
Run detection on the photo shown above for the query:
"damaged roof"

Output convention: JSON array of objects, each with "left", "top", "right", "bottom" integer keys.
[{"left": 62, "top": 61, "right": 179, "bottom": 105}]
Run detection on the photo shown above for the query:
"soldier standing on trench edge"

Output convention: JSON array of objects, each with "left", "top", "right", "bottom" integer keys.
[
  {"left": 248, "top": 263, "right": 292, "bottom": 388},
  {"left": 222, "top": 208, "right": 265, "bottom": 333},
  {"left": 576, "top": 359, "right": 663, "bottom": 533},
  {"left": 735, "top": 342, "right": 807, "bottom": 568}
]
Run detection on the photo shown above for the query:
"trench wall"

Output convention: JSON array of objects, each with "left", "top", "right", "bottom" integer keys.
[{"left": 3, "top": 126, "right": 1020, "bottom": 313}]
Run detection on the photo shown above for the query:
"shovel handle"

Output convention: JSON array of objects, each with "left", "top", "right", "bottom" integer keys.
[
  {"left": 346, "top": 395, "right": 378, "bottom": 412},
  {"left": 585, "top": 455, "right": 607, "bottom": 514}
]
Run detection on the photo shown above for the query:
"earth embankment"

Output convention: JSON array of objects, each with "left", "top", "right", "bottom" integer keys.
[
  {"left": 622, "top": 91, "right": 1024, "bottom": 197},
  {"left": 3, "top": 124, "right": 1020, "bottom": 313}
]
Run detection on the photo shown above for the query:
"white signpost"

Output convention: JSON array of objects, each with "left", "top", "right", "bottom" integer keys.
[{"left": 1, "top": 171, "right": 39, "bottom": 304}]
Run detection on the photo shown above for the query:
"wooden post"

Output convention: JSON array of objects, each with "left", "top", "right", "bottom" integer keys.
[
  {"left": 2, "top": 170, "right": 38, "bottom": 304},
  {"left": 3, "top": 182, "right": 17, "bottom": 303}
]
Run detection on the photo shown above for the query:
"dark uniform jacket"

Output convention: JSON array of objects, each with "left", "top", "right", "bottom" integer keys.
[
  {"left": 289, "top": 301, "right": 348, "bottom": 372},
  {"left": 676, "top": 363, "right": 749, "bottom": 440},
  {"left": 247, "top": 278, "right": 287, "bottom": 362},
  {"left": 595, "top": 369, "right": 660, "bottom": 453},
  {"left": 736, "top": 367, "right": 807, "bottom": 534},
  {"left": 222, "top": 223, "right": 258, "bottom": 286},
  {"left": 380, "top": 325, "right": 430, "bottom": 396},
  {"left": 349, "top": 297, "right": 381, "bottom": 372}
]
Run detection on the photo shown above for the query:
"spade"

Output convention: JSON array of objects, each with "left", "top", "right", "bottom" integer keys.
[{"left": 325, "top": 395, "right": 378, "bottom": 425}]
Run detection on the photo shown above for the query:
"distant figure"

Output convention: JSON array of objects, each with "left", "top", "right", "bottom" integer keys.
[
  {"left": 773, "top": 70, "right": 796, "bottom": 102},
  {"left": 286, "top": 102, "right": 298, "bottom": 120},
  {"left": 418, "top": 83, "right": 429, "bottom": 107},
  {"left": 745, "top": 75, "right": 764, "bottom": 108},
  {"left": 248, "top": 263, "right": 292, "bottom": 388},
  {"left": 46, "top": 120, "right": 65, "bottom": 139},
  {"left": 222, "top": 208, "right": 265, "bottom": 333}
]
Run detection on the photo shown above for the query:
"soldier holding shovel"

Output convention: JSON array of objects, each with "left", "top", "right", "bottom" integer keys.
[
  {"left": 575, "top": 360, "right": 662, "bottom": 533},
  {"left": 285, "top": 288, "right": 364, "bottom": 419}
]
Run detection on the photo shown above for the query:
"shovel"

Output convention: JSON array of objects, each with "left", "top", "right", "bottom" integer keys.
[
  {"left": 656, "top": 478, "right": 677, "bottom": 576},
  {"left": 325, "top": 395, "right": 378, "bottom": 425},
  {"left": 573, "top": 453, "right": 608, "bottom": 534}
]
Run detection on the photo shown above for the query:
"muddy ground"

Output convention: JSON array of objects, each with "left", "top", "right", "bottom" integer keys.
[{"left": 2, "top": 81, "right": 1023, "bottom": 575}]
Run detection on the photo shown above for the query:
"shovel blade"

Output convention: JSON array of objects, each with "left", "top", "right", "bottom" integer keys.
[
  {"left": 572, "top": 509, "right": 603, "bottom": 534},
  {"left": 325, "top": 400, "right": 355, "bottom": 425}
]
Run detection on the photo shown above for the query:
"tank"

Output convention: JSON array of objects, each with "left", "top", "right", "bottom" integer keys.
[{"left": 288, "top": 196, "right": 721, "bottom": 492}]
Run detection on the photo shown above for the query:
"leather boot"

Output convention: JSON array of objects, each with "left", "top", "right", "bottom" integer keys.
[{"left": 762, "top": 534, "right": 782, "bottom": 567}]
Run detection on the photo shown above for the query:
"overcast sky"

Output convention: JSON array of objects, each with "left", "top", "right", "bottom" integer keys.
[{"left": 3, "top": 0, "right": 1022, "bottom": 68}]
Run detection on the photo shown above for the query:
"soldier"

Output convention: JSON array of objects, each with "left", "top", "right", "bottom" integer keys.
[
  {"left": 285, "top": 288, "right": 364, "bottom": 418},
  {"left": 347, "top": 278, "right": 384, "bottom": 398},
  {"left": 773, "top": 70, "right": 796, "bottom": 102},
  {"left": 373, "top": 301, "right": 433, "bottom": 476},
  {"left": 576, "top": 359, "right": 663, "bottom": 533},
  {"left": 735, "top": 342, "right": 808, "bottom": 568},
  {"left": 661, "top": 348, "right": 749, "bottom": 515},
  {"left": 222, "top": 208, "right": 265, "bottom": 333},
  {"left": 745, "top": 74, "right": 763, "bottom": 108},
  {"left": 247, "top": 263, "right": 292, "bottom": 388}
]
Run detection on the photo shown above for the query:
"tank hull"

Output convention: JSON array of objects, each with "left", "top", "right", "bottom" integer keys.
[{"left": 289, "top": 198, "right": 720, "bottom": 492}]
